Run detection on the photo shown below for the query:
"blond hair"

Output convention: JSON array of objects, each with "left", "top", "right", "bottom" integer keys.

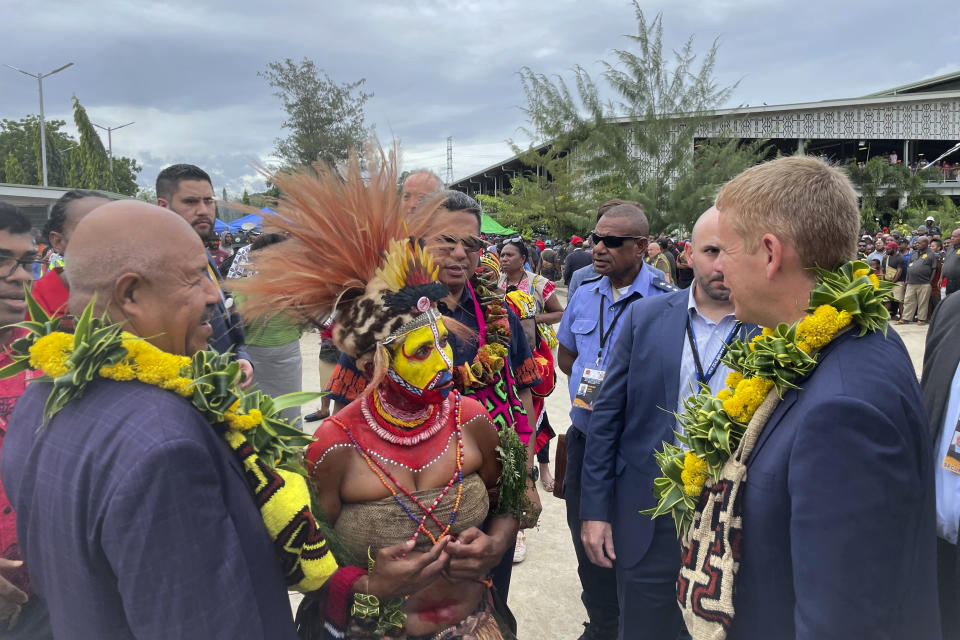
[{"left": 715, "top": 156, "right": 859, "bottom": 269}]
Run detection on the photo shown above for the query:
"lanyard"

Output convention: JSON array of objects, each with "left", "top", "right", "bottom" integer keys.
[
  {"left": 596, "top": 296, "right": 633, "bottom": 366},
  {"left": 685, "top": 317, "right": 742, "bottom": 384}
]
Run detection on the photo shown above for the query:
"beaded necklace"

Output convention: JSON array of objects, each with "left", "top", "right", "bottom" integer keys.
[
  {"left": 332, "top": 393, "right": 464, "bottom": 545},
  {"left": 361, "top": 391, "right": 451, "bottom": 446},
  {"left": 373, "top": 389, "right": 433, "bottom": 426}
]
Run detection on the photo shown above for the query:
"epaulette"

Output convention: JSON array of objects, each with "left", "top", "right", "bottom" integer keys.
[
  {"left": 581, "top": 274, "right": 603, "bottom": 284},
  {"left": 651, "top": 278, "right": 680, "bottom": 293}
]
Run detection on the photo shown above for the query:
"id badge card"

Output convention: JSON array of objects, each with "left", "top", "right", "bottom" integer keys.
[
  {"left": 573, "top": 368, "right": 606, "bottom": 410},
  {"left": 943, "top": 426, "right": 960, "bottom": 474}
]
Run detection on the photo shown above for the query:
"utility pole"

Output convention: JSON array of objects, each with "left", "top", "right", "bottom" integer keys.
[
  {"left": 446, "top": 137, "right": 453, "bottom": 185},
  {"left": 92, "top": 121, "right": 135, "bottom": 174},
  {"left": 4, "top": 62, "right": 74, "bottom": 187}
]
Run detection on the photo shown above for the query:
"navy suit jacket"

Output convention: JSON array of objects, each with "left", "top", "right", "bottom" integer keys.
[
  {"left": 1, "top": 379, "right": 297, "bottom": 639},
  {"left": 729, "top": 328, "right": 939, "bottom": 639},
  {"left": 582, "top": 290, "right": 756, "bottom": 568}
]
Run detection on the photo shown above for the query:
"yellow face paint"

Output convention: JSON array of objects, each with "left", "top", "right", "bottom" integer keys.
[{"left": 388, "top": 318, "right": 454, "bottom": 396}]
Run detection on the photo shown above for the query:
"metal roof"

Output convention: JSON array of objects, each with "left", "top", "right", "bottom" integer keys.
[{"left": 449, "top": 75, "right": 960, "bottom": 186}]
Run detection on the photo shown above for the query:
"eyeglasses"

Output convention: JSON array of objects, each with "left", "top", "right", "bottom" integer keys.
[
  {"left": 0, "top": 256, "right": 47, "bottom": 280},
  {"left": 438, "top": 235, "right": 484, "bottom": 253},
  {"left": 507, "top": 235, "right": 524, "bottom": 244},
  {"left": 590, "top": 232, "right": 644, "bottom": 248}
]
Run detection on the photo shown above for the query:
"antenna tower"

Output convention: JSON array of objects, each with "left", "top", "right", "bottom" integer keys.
[{"left": 445, "top": 136, "right": 453, "bottom": 185}]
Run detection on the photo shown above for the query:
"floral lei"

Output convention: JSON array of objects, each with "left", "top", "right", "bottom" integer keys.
[
  {"left": 1, "top": 293, "right": 338, "bottom": 592},
  {"left": 645, "top": 262, "right": 892, "bottom": 537}
]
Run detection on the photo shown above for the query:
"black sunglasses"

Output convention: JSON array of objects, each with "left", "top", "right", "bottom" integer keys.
[
  {"left": 439, "top": 235, "right": 484, "bottom": 252},
  {"left": 590, "top": 232, "right": 644, "bottom": 248}
]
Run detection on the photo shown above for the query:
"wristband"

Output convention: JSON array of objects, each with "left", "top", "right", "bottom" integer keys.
[{"left": 325, "top": 566, "right": 367, "bottom": 630}]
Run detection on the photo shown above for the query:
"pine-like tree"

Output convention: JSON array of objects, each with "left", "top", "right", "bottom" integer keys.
[
  {"left": 516, "top": 3, "right": 766, "bottom": 231},
  {"left": 4, "top": 153, "right": 25, "bottom": 184},
  {"left": 72, "top": 96, "right": 114, "bottom": 191},
  {"left": 66, "top": 145, "right": 82, "bottom": 188}
]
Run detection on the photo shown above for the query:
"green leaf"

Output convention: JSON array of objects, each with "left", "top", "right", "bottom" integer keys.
[
  {"left": 270, "top": 391, "right": 325, "bottom": 412},
  {"left": 23, "top": 285, "right": 51, "bottom": 324},
  {"left": 0, "top": 358, "right": 31, "bottom": 378}
]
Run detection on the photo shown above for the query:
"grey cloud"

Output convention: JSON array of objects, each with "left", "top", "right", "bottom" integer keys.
[{"left": 4, "top": 0, "right": 958, "bottom": 193}]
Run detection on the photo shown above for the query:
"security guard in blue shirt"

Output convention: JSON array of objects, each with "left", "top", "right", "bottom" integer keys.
[{"left": 557, "top": 203, "right": 676, "bottom": 640}]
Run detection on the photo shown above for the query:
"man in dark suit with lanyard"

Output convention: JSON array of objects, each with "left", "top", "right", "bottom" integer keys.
[
  {"left": 557, "top": 202, "right": 676, "bottom": 640},
  {"left": 580, "top": 207, "right": 755, "bottom": 639},
  {"left": 922, "top": 281, "right": 960, "bottom": 637}
]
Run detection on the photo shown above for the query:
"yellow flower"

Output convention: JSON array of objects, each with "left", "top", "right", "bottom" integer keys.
[
  {"left": 723, "top": 377, "right": 774, "bottom": 423},
  {"left": 28, "top": 332, "right": 74, "bottom": 378},
  {"left": 761, "top": 327, "right": 774, "bottom": 337},
  {"left": 796, "top": 305, "right": 850, "bottom": 350},
  {"left": 680, "top": 451, "right": 709, "bottom": 497},
  {"left": 100, "top": 361, "right": 136, "bottom": 381},
  {"left": 717, "top": 388, "right": 732, "bottom": 401},
  {"left": 225, "top": 400, "right": 263, "bottom": 431},
  {"left": 725, "top": 371, "right": 743, "bottom": 390},
  {"left": 796, "top": 340, "right": 812, "bottom": 354},
  {"left": 853, "top": 268, "right": 870, "bottom": 280}
]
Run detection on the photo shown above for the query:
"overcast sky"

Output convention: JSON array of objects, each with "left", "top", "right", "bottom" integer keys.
[{"left": 4, "top": 0, "right": 958, "bottom": 196}]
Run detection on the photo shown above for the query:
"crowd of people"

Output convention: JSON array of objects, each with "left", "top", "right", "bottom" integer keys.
[{"left": 0, "top": 154, "right": 957, "bottom": 640}]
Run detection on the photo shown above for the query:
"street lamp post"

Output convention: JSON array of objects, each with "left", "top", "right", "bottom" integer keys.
[
  {"left": 92, "top": 121, "right": 134, "bottom": 174},
  {"left": 3, "top": 62, "right": 74, "bottom": 187}
]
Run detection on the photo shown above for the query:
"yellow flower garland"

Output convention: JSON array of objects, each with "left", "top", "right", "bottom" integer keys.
[
  {"left": 647, "top": 260, "right": 895, "bottom": 537},
  {"left": 31, "top": 331, "right": 263, "bottom": 430},
  {"left": 18, "top": 323, "right": 330, "bottom": 592}
]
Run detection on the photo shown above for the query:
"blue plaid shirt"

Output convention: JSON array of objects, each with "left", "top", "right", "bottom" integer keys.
[{"left": 558, "top": 263, "right": 674, "bottom": 431}]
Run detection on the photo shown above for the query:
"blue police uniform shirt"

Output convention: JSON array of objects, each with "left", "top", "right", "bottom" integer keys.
[{"left": 557, "top": 263, "right": 676, "bottom": 431}]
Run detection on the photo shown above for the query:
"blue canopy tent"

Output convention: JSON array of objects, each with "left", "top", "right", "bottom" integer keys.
[
  {"left": 226, "top": 213, "right": 264, "bottom": 233},
  {"left": 213, "top": 218, "right": 228, "bottom": 234}
]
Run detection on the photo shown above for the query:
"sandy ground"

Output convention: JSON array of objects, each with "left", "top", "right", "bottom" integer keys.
[{"left": 289, "top": 292, "right": 932, "bottom": 639}]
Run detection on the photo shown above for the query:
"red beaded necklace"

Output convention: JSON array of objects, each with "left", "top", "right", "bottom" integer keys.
[{"left": 331, "top": 393, "right": 464, "bottom": 545}]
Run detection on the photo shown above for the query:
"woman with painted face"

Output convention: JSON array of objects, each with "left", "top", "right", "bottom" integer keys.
[{"left": 236, "top": 156, "right": 529, "bottom": 639}]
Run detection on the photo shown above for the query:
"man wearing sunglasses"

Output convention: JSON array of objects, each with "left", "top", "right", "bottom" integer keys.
[
  {"left": 568, "top": 200, "right": 667, "bottom": 299},
  {"left": 556, "top": 202, "right": 676, "bottom": 640}
]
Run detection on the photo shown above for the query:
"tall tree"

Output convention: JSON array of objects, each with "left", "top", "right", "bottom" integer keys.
[
  {"left": 260, "top": 58, "right": 372, "bottom": 167},
  {"left": 516, "top": 3, "right": 765, "bottom": 231},
  {"left": 0, "top": 116, "right": 73, "bottom": 187},
  {"left": 4, "top": 153, "right": 24, "bottom": 184},
  {"left": 66, "top": 145, "right": 82, "bottom": 188},
  {"left": 492, "top": 150, "right": 596, "bottom": 237},
  {"left": 72, "top": 95, "right": 114, "bottom": 191},
  {"left": 111, "top": 156, "right": 142, "bottom": 196}
]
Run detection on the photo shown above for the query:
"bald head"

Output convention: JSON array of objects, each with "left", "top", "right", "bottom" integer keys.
[
  {"left": 401, "top": 171, "right": 443, "bottom": 215},
  {"left": 687, "top": 206, "right": 732, "bottom": 304},
  {"left": 68, "top": 201, "right": 199, "bottom": 312},
  {"left": 67, "top": 201, "right": 219, "bottom": 355}
]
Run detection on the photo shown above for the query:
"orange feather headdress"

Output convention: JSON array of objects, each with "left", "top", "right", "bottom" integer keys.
[{"left": 233, "top": 149, "right": 469, "bottom": 393}]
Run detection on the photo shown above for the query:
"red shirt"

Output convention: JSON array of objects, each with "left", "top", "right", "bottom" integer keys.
[
  {"left": 30, "top": 266, "right": 69, "bottom": 319},
  {"left": 0, "top": 331, "right": 34, "bottom": 596}
]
